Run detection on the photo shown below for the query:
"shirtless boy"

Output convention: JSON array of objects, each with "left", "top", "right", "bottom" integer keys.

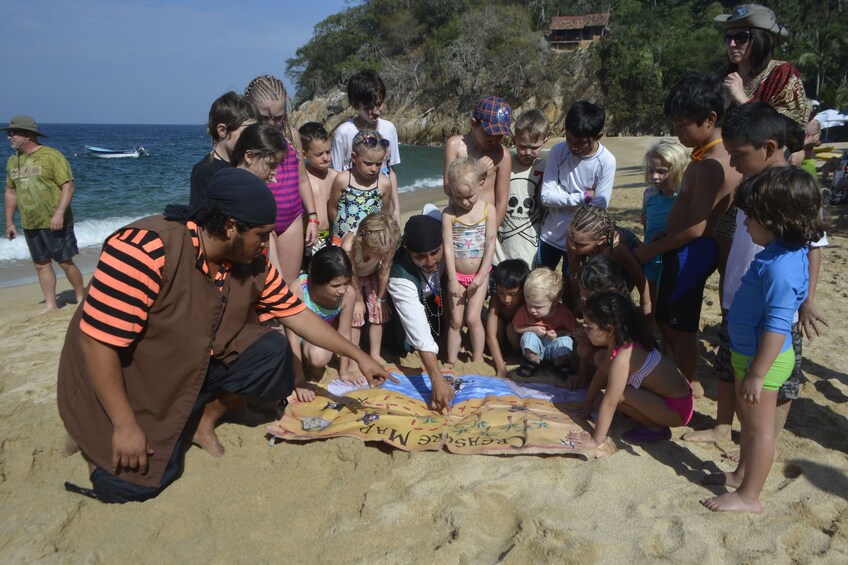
[
  {"left": 634, "top": 73, "right": 742, "bottom": 399},
  {"left": 444, "top": 96, "right": 513, "bottom": 227},
  {"left": 299, "top": 122, "right": 337, "bottom": 254}
]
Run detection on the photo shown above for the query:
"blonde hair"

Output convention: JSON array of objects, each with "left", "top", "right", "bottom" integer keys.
[
  {"left": 244, "top": 75, "right": 291, "bottom": 141},
  {"left": 514, "top": 109, "right": 549, "bottom": 141},
  {"left": 523, "top": 267, "right": 563, "bottom": 302},
  {"left": 643, "top": 139, "right": 689, "bottom": 190},
  {"left": 447, "top": 156, "right": 484, "bottom": 194},
  {"left": 354, "top": 212, "right": 401, "bottom": 259}
]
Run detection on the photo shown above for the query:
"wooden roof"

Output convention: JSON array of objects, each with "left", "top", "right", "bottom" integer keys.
[{"left": 549, "top": 13, "right": 610, "bottom": 31}]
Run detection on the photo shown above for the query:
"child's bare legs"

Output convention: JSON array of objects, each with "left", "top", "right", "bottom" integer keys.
[
  {"left": 368, "top": 322, "right": 387, "bottom": 366},
  {"left": 302, "top": 341, "right": 333, "bottom": 379},
  {"left": 721, "top": 399, "right": 787, "bottom": 462},
  {"left": 684, "top": 379, "right": 736, "bottom": 442},
  {"left": 568, "top": 339, "right": 598, "bottom": 390},
  {"left": 446, "top": 292, "right": 466, "bottom": 366},
  {"left": 464, "top": 279, "right": 488, "bottom": 363},
  {"left": 660, "top": 321, "right": 703, "bottom": 398},
  {"left": 701, "top": 385, "right": 778, "bottom": 513},
  {"left": 274, "top": 217, "right": 305, "bottom": 292},
  {"left": 506, "top": 323, "right": 519, "bottom": 350},
  {"left": 618, "top": 387, "right": 686, "bottom": 429},
  {"left": 685, "top": 316, "right": 735, "bottom": 442}
]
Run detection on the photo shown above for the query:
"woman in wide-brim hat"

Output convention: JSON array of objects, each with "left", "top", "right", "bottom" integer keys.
[{"left": 716, "top": 4, "right": 809, "bottom": 125}]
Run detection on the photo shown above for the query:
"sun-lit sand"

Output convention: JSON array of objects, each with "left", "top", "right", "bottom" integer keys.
[{"left": 1, "top": 136, "right": 846, "bottom": 562}]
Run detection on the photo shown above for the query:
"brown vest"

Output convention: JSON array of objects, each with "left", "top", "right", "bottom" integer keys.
[{"left": 57, "top": 216, "right": 271, "bottom": 487}]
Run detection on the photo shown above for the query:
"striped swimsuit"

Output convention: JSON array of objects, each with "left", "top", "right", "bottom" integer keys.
[{"left": 267, "top": 141, "right": 303, "bottom": 234}]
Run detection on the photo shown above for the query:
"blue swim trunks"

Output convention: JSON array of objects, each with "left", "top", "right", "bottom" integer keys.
[{"left": 655, "top": 237, "right": 718, "bottom": 332}]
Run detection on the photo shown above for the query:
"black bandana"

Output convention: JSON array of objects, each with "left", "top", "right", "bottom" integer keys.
[
  {"left": 403, "top": 214, "right": 442, "bottom": 253},
  {"left": 165, "top": 168, "right": 276, "bottom": 225}
]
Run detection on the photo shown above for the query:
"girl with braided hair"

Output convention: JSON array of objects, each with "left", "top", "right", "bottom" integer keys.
[
  {"left": 564, "top": 205, "right": 650, "bottom": 317},
  {"left": 565, "top": 291, "right": 693, "bottom": 450},
  {"left": 245, "top": 75, "right": 319, "bottom": 292}
]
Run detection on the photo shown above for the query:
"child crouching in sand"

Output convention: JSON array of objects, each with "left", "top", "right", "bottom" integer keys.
[
  {"left": 291, "top": 246, "right": 359, "bottom": 402},
  {"left": 511, "top": 267, "right": 577, "bottom": 379},
  {"left": 701, "top": 167, "right": 825, "bottom": 513},
  {"left": 567, "top": 291, "right": 693, "bottom": 449}
]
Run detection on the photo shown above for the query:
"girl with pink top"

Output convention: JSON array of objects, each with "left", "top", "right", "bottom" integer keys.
[{"left": 245, "top": 75, "right": 318, "bottom": 292}]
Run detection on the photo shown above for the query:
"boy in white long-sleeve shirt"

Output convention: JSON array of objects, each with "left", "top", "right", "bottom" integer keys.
[{"left": 538, "top": 101, "right": 616, "bottom": 274}]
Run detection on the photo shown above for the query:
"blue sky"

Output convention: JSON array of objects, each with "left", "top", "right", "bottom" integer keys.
[{"left": 0, "top": 0, "right": 352, "bottom": 124}]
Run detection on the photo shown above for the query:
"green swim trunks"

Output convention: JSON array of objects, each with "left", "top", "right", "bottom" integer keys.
[{"left": 731, "top": 348, "right": 795, "bottom": 391}]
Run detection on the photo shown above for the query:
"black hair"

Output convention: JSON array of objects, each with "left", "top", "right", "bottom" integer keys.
[
  {"left": 347, "top": 70, "right": 386, "bottom": 110},
  {"left": 197, "top": 201, "right": 258, "bottom": 238},
  {"left": 493, "top": 259, "right": 531, "bottom": 289},
  {"left": 722, "top": 101, "right": 786, "bottom": 149},
  {"left": 783, "top": 116, "right": 805, "bottom": 154},
  {"left": 231, "top": 123, "right": 287, "bottom": 168},
  {"left": 583, "top": 292, "right": 658, "bottom": 350},
  {"left": 565, "top": 101, "right": 606, "bottom": 138},
  {"left": 308, "top": 245, "right": 353, "bottom": 286},
  {"left": 298, "top": 122, "right": 330, "bottom": 150},
  {"left": 664, "top": 72, "right": 725, "bottom": 125},
  {"left": 576, "top": 255, "right": 628, "bottom": 298},
  {"left": 207, "top": 92, "right": 260, "bottom": 144},
  {"left": 725, "top": 28, "right": 774, "bottom": 78},
  {"left": 734, "top": 166, "right": 826, "bottom": 249}
]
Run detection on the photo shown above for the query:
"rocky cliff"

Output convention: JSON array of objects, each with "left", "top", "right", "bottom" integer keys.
[{"left": 291, "top": 48, "right": 604, "bottom": 145}]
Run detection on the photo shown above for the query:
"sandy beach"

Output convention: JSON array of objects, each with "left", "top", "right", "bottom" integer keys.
[{"left": 1, "top": 136, "right": 847, "bottom": 562}]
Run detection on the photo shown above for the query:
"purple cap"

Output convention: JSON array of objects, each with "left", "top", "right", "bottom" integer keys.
[{"left": 473, "top": 96, "right": 512, "bottom": 136}]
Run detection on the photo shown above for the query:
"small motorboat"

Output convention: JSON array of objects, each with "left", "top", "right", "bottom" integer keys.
[{"left": 85, "top": 145, "right": 149, "bottom": 158}]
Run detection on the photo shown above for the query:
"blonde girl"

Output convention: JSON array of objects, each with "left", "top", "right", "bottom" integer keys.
[
  {"left": 641, "top": 140, "right": 689, "bottom": 305},
  {"left": 340, "top": 212, "right": 402, "bottom": 367},
  {"left": 442, "top": 157, "right": 497, "bottom": 365},
  {"left": 244, "top": 75, "right": 319, "bottom": 292},
  {"left": 329, "top": 130, "right": 392, "bottom": 239},
  {"left": 565, "top": 204, "right": 650, "bottom": 317}
]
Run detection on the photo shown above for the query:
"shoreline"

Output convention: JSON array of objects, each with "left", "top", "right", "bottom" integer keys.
[{"left": 1, "top": 135, "right": 847, "bottom": 561}]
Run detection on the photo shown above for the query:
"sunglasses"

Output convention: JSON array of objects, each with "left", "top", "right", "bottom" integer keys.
[
  {"left": 359, "top": 136, "right": 390, "bottom": 149},
  {"left": 6, "top": 129, "right": 26, "bottom": 136},
  {"left": 724, "top": 31, "right": 751, "bottom": 46}
]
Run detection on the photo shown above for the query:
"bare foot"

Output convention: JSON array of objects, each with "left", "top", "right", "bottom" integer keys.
[
  {"left": 192, "top": 427, "right": 225, "bottom": 457},
  {"left": 723, "top": 447, "right": 778, "bottom": 463},
  {"left": 700, "top": 492, "right": 762, "bottom": 513},
  {"left": 40, "top": 304, "right": 59, "bottom": 314},
  {"left": 295, "top": 383, "right": 317, "bottom": 403},
  {"left": 691, "top": 380, "right": 705, "bottom": 399},
  {"left": 701, "top": 471, "right": 742, "bottom": 488},
  {"left": 683, "top": 425, "right": 732, "bottom": 443}
]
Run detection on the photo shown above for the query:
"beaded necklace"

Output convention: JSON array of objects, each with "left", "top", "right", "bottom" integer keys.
[{"left": 419, "top": 269, "right": 443, "bottom": 336}]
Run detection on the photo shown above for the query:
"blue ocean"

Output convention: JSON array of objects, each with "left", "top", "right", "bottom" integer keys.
[{"left": 0, "top": 124, "right": 444, "bottom": 267}]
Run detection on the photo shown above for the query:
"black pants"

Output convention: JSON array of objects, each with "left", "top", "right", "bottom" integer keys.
[{"left": 88, "top": 331, "right": 293, "bottom": 503}]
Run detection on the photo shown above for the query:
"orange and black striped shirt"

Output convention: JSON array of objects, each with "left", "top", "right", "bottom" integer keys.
[{"left": 81, "top": 221, "right": 304, "bottom": 347}]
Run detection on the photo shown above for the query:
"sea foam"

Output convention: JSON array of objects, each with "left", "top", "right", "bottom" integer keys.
[{"left": 0, "top": 216, "right": 142, "bottom": 262}]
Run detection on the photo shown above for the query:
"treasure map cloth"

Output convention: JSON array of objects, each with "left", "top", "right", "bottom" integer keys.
[{"left": 267, "top": 373, "right": 602, "bottom": 458}]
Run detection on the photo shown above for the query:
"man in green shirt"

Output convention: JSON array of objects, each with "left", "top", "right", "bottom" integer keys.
[{"left": 3, "top": 115, "right": 85, "bottom": 311}]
